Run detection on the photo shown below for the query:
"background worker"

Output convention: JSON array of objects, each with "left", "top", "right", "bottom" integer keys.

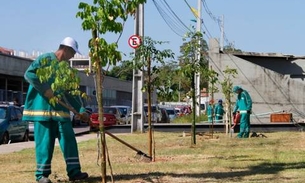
[
  {"left": 22, "top": 37, "right": 89, "bottom": 183},
  {"left": 214, "top": 99, "right": 225, "bottom": 123},
  {"left": 232, "top": 86, "right": 252, "bottom": 138},
  {"left": 207, "top": 99, "right": 214, "bottom": 122}
]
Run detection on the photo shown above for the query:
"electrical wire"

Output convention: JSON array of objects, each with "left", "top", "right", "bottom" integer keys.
[
  {"left": 202, "top": 0, "right": 219, "bottom": 23},
  {"left": 183, "top": 0, "right": 211, "bottom": 40},
  {"left": 201, "top": 0, "right": 231, "bottom": 45},
  {"left": 161, "top": 0, "right": 191, "bottom": 32},
  {"left": 152, "top": 0, "right": 188, "bottom": 37},
  {"left": 202, "top": 21, "right": 213, "bottom": 39}
]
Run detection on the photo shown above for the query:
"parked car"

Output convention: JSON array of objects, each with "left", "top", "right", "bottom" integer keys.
[
  {"left": 110, "top": 105, "right": 131, "bottom": 124},
  {"left": 175, "top": 107, "right": 184, "bottom": 117},
  {"left": 89, "top": 112, "right": 117, "bottom": 131},
  {"left": 160, "top": 108, "right": 170, "bottom": 123},
  {"left": 165, "top": 107, "right": 178, "bottom": 122},
  {"left": 0, "top": 103, "right": 29, "bottom": 144},
  {"left": 28, "top": 121, "right": 34, "bottom": 141},
  {"left": 103, "top": 106, "right": 126, "bottom": 125},
  {"left": 144, "top": 104, "right": 162, "bottom": 123}
]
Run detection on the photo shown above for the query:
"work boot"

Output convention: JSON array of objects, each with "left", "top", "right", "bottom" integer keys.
[
  {"left": 38, "top": 176, "right": 52, "bottom": 183},
  {"left": 69, "top": 172, "right": 88, "bottom": 181}
]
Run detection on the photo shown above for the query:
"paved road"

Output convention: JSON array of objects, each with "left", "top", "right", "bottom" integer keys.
[{"left": 0, "top": 126, "right": 94, "bottom": 154}]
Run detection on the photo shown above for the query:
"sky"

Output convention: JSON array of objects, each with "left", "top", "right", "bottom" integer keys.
[{"left": 1, "top": 0, "right": 305, "bottom": 60}]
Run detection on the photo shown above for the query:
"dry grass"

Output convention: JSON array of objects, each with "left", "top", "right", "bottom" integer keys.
[{"left": 1, "top": 131, "right": 305, "bottom": 183}]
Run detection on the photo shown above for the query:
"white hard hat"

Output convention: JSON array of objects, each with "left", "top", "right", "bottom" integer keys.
[{"left": 60, "top": 37, "right": 81, "bottom": 55}]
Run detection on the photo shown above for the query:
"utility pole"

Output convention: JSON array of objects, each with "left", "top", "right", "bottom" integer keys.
[
  {"left": 195, "top": 0, "right": 202, "bottom": 117},
  {"left": 131, "top": 4, "right": 144, "bottom": 133},
  {"left": 220, "top": 15, "right": 224, "bottom": 52}
]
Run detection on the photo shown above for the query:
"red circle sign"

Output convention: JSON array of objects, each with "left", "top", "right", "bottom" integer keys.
[{"left": 128, "top": 35, "right": 141, "bottom": 49}]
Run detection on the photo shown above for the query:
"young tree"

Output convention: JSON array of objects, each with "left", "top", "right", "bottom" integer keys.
[
  {"left": 131, "top": 36, "right": 174, "bottom": 159},
  {"left": 206, "top": 67, "right": 219, "bottom": 138},
  {"left": 219, "top": 66, "right": 237, "bottom": 134},
  {"left": 178, "top": 30, "right": 209, "bottom": 98},
  {"left": 76, "top": 0, "right": 146, "bottom": 182},
  {"left": 179, "top": 27, "right": 207, "bottom": 145}
]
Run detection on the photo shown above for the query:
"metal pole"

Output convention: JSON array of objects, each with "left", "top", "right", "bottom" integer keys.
[
  {"left": 195, "top": 0, "right": 202, "bottom": 116},
  {"left": 220, "top": 15, "right": 224, "bottom": 52},
  {"left": 131, "top": 4, "right": 144, "bottom": 133}
]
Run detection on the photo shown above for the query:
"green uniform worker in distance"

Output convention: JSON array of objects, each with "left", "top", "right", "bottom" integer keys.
[
  {"left": 207, "top": 100, "right": 214, "bottom": 122},
  {"left": 22, "top": 37, "right": 89, "bottom": 183},
  {"left": 232, "top": 86, "right": 253, "bottom": 138},
  {"left": 214, "top": 99, "right": 225, "bottom": 123}
]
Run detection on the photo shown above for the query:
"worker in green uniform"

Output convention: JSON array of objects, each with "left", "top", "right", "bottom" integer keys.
[
  {"left": 214, "top": 99, "right": 225, "bottom": 123},
  {"left": 232, "top": 86, "right": 252, "bottom": 138},
  {"left": 22, "top": 37, "right": 89, "bottom": 183},
  {"left": 207, "top": 99, "right": 214, "bottom": 122}
]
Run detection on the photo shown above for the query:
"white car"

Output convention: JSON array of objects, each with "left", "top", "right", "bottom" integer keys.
[
  {"left": 144, "top": 104, "right": 162, "bottom": 123},
  {"left": 110, "top": 105, "right": 132, "bottom": 124},
  {"left": 165, "top": 108, "right": 178, "bottom": 122}
]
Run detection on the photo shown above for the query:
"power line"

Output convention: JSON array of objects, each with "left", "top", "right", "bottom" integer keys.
[
  {"left": 152, "top": 0, "right": 189, "bottom": 37},
  {"left": 202, "top": 0, "right": 219, "bottom": 23},
  {"left": 183, "top": 0, "right": 210, "bottom": 40},
  {"left": 201, "top": 0, "right": 231, "bottom": 45},
  {"left": 160, "top": 0, "right": 191, "bottom": 32}
]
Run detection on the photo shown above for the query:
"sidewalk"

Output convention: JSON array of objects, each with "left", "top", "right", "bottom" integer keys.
[{"left": 0, "top": 133, "right": 97, "bottom": 154}]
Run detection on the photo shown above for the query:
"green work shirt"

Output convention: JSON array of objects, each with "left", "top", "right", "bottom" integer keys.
[{"left": 22, "top": 52, "right": 85, "bottom": 122}]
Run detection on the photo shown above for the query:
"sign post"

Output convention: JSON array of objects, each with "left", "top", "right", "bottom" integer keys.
[{"left": 128, "top": 35, "right": 141, "bottom": 49}]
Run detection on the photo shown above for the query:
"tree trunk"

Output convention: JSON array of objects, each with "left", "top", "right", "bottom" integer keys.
[
  {"left": 147, "top": 56, "right": 153, "bottom": 160},
  {"left": 92, "top": 29, "right": 107, "bottom": 183},
  {"left": 191, "top": 72, "right": 196, "bottom": 145}
]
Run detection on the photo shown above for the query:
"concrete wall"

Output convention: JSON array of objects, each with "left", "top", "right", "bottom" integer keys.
[
  {"left": 209, "top": 38, "right": 305, "bottom": 122},
  {"left": 0, "top": 53, "right": 32, "bottom": 77}
]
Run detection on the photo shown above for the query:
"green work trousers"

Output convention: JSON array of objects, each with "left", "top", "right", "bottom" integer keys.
[
  {"left": 34, "top": 120, "right": 81, "bottom": 181},
  {"left": 237, "top": 113, "right": 250, "bottom": 138}
]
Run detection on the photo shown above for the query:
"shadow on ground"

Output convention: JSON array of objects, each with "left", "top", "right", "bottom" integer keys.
[{"left": 65, "top": 161, "right": 305, "bottom": 182}]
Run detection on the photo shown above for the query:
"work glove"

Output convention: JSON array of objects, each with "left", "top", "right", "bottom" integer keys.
[
  {"left": 44, "top": 89, "right": 54, "bottom": 99},
  {"left": 80, "top": 112, "right": 90, "bottom": 123},
  {"left": 75, "top": 112, "right": 90, "bottom": 123}
]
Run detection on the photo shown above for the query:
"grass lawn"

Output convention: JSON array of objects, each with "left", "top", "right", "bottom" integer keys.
[{"left": 1, "top": 131, "right": 305, "bottom": 183}]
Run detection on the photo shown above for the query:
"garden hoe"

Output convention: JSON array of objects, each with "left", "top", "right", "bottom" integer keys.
[
  {"left": 105, "top": 131, "right": 152, "bottom": 161},
  {"left": 57, "top": 100, "right": 152, "bottom": 162}
]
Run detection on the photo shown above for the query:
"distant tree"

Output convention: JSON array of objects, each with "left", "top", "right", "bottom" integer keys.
[
  {"left": 223, "top": 44, "right": 242, "bottom": 53},
  {"left": 106, "top": 61, "right": 133, "bottom": 81}
]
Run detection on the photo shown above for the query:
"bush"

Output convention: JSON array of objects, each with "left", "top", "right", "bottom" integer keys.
[{"left": 172, "top": 113, "right": 208, "bottom": 123}]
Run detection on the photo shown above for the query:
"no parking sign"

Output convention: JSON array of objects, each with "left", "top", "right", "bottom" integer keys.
[{"left": 128, "top": 35, "right": 141, "bottom": 49}]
